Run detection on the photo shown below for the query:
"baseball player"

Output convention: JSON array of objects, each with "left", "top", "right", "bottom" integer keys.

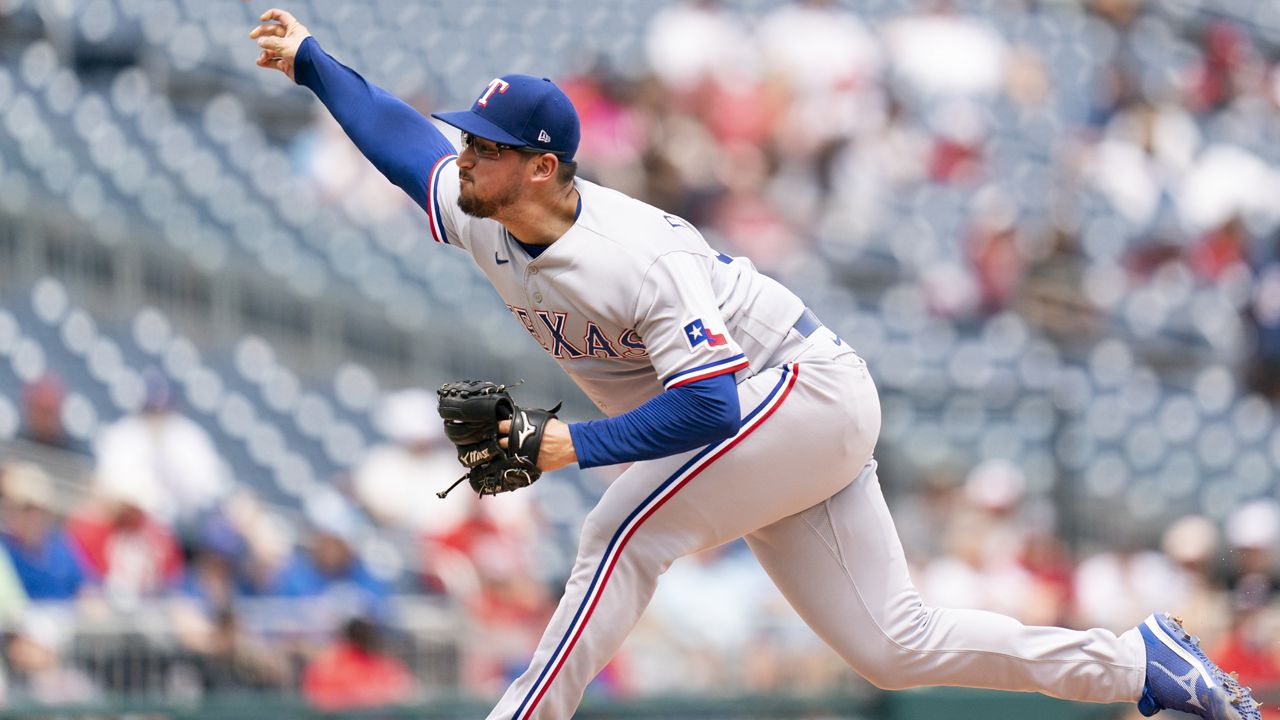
[{"left": 249, "top": 10, "right": 1260, "bottom": 720}]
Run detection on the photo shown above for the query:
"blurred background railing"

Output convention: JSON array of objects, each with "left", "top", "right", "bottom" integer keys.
[{"left": 3, "top": 0, "right": 1280, "bottom": 716}]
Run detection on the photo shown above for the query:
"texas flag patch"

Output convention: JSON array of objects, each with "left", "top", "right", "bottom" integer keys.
[{"left": 683, "top": 318, "right": 727, "bottom": 350}]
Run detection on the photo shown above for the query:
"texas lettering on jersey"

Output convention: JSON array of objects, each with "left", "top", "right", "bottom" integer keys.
[{"left": 506, "top": 305, "right": 648, "bottom": 360}]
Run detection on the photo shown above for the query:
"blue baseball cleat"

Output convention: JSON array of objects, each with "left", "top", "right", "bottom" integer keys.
[{"left": 1137, "top": 612, "right": 1261, "bottom": 719}]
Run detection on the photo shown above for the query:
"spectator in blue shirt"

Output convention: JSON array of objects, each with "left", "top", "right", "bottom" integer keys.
[
  {"left": 0, "top": 463, "right": 86, "bottom": 601},
  {"left": 266, "top": 493, "right": 391, "bottom": 621}
]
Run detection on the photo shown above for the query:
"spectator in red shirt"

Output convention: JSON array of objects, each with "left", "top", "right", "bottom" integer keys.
[
  {"left": 302, "top": 616, "right": 416, "bottom": 710},
  {"left": 1211, "top": 575, "right": 1280, "bottom": 703},
  {"left": 65, "top": 472, "right": 183, "bottom": 606}
]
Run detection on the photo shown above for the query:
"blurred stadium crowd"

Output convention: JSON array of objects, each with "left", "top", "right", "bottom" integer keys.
[{"left": 2, "top": 0, "right": 1280, "bottom": 712}]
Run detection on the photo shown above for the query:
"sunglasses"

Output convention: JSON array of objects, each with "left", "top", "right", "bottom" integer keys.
[
  {"left": 460, "top": 131, "right": 521, "bottom": 161},
  {"left": 460, "top": 132, "right": 568, "bottom": 161}
]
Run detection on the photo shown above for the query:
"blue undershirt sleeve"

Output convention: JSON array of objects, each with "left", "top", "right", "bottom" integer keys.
[
  {"left": 293, "top": 36, "right": 456, "bottom": 212},
  {"left": 568, "top": 373, "right": 741, "bottom": 469}
]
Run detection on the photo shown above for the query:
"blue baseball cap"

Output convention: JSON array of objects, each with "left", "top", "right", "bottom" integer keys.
[{"left": 433, "top": 74, "right": 580, "bottom": 162}]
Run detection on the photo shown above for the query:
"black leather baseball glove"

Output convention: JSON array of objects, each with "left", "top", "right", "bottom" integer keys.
[{"left": 435, "top": 380, "right": 560, "bottom": 497}]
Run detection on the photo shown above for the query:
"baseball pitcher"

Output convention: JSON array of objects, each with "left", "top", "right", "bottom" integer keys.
[{"left": 250, "top": 9, "right": 1259, "bottom": 720}]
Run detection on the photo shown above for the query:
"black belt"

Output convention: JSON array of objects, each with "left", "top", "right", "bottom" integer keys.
[{"left": 793, "top": 308, "right": 822, "bottom": 338}]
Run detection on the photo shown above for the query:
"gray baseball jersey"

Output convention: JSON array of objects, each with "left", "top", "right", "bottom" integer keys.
[{"left": 424, "top": 155, "right": 804, "bottom": 415}]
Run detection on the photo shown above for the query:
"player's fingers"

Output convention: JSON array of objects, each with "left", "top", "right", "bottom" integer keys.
[
  {"left": 255, "top": 35, "right": 284, "bottom": 54},
  {"left": 248, "top": 23, "right": 285, "bottom": 39},
  {"left": 497, "top": 420, "right": 511, "bottom": 434},
  {"left": 259, "top": 8, "right": 298, "bottom": 30},
  {"left": 257, "top": 51, "right": 284, "bottom": 69}
]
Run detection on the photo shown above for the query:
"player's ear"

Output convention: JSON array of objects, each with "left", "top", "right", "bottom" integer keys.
[{"left": 528, "top": 153, "right": 559, "bottom": 184}]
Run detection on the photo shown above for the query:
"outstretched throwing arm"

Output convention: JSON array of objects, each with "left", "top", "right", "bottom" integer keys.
[{"left": 247, "top": 9, "right": 455, "bottom": 211}]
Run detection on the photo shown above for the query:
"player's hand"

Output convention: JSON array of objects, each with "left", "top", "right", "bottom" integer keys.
[
  {"left": 248, "top": 9, "right": 310, "bottom": 81},
  {"left": 499, "top": 418, "right": 577, "bottom": 472}
]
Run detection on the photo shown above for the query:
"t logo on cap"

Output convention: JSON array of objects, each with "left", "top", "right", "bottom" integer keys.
[
  {"left": 477, "top": 78, "right": 510, "bottom": 107},
  {"left": 432, "top": 73, "right": 581, "bottom": 162}
]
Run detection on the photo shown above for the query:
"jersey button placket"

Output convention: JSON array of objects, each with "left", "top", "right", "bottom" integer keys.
[{"left": 528, "top": 264, "right": 542, "bottom": 305}]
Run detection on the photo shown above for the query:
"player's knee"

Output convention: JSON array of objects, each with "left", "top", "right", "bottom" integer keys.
[
  {"left": 845, "top": 605, "right": 938, "bottom": 690},
  {"left": 576, "top": 510, "right": 681, "bottom": 577},
  {"left": 859, "top": 668, "right": 916, "bottom": 692},
  {"left": 577, "top": 507, "right": 627, "bottom": 559},
  {"left": 846, "top": 642, "right": 930, "bottom": 691}
]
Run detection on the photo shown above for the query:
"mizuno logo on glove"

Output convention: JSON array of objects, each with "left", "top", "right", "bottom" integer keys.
[{"left": 516, "top": 410, "right": 537, "bottom": 446}]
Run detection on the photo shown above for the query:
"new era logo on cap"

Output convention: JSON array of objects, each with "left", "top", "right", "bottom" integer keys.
[{"left": 432, "top": 74, "right": 581, "bottom": 161}]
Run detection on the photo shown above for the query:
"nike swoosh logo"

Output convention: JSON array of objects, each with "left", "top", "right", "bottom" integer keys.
[{"left": 495, "top": 252, "right": 510, "bottom": 265}]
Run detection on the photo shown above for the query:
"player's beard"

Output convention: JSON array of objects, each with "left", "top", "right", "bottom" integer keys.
[{"left": 458, "top": 180, "right": 521, "bottom": 219}]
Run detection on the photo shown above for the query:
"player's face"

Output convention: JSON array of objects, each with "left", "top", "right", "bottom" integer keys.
[{"left": 457, "top": 133, "right": 534, "bottom": 219}]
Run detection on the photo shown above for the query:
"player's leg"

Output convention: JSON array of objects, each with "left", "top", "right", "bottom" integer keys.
[
  {"left": 744, "top": 459, "right": 1147, "bottom": 704},
  {"left": 483, "top": 450, "right": 707, "bottom": 720},
  {"left": 486, "top": 359, "right": 879, "bottom": 720}
]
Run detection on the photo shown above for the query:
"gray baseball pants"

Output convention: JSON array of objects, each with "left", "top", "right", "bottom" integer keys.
[{"left": 489, "top": 326, "right": 1146, "bottom": 719}]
